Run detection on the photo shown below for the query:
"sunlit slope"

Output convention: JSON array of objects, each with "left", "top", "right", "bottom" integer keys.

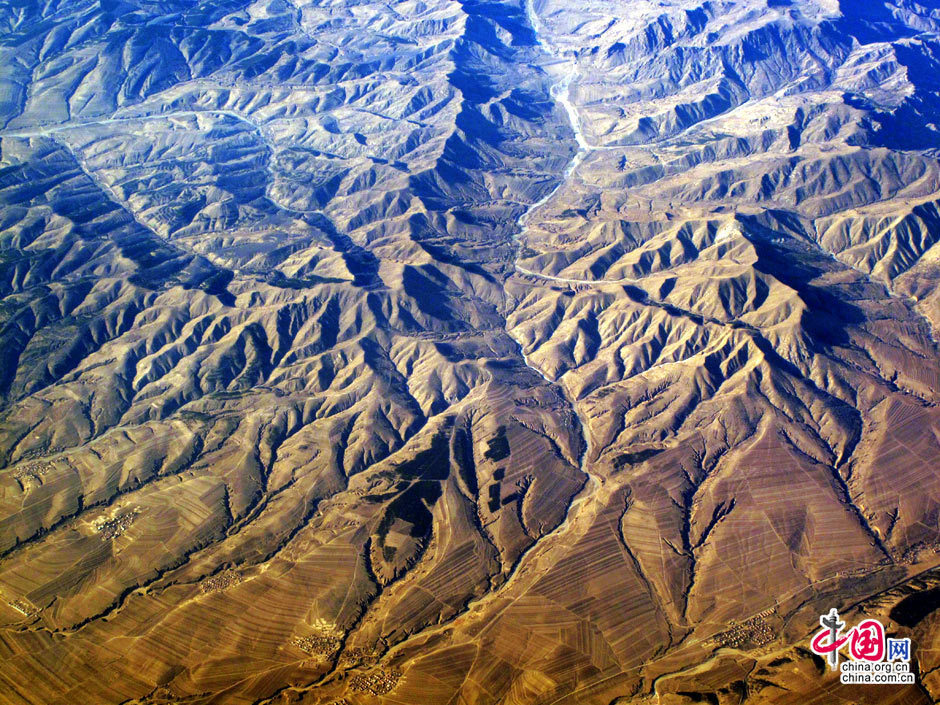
[{"left": 1, "top": 0, "right": 940, "bottom": 704}]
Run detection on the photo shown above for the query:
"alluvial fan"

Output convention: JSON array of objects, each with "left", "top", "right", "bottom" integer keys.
[{"left": 2, "top": 0, "right": 940, "bottom": 703}]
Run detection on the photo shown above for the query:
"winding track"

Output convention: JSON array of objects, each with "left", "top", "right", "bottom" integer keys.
[
  {"left": 260, "top": 6, "right": 613, "bottom": 701},
  {"left": 513, "top": 2, "right": 632, "bottom": 291},
  {"left": 509, "top": 0, "right": 599, "bottom": 488},
  {"left": 363, "top": 0, "right": 610, "bottom": 669}
]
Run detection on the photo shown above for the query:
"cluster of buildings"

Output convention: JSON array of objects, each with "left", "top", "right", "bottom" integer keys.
[
  {"left": 709, "top": 608, "right": 777, "bottom": 649},
  {"left": 12, "top": 461, "right": 55, "bottom": 488},
  {"left": 200, "top": 570, "right": 243, "bottom": 594},
  {"left": 94, "top": 508, "right": 140, "bottom": 540},
  {"left": 290, "top": 633, "right": 342, "bottom": 657},
  {"left": 350, "top": 667, "right": 402, "bottom": 696},
  {"left": 8, "top": 598, "right": 36, "bottom": 617}
]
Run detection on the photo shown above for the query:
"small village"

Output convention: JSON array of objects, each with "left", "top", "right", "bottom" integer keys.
[
  {"left": 708, "top": 608, "right": 777, "bottom": 649},
  {"left": 8, "top": 598, "right": 37, "bottom": 618},
  {"left": 12, "top": 460, "right": 56, "bottom": 488},
  {"left": 338, "top": 645, "right": 380, "bottom": 668},
  {"left": 94, "top": 508, "right": 140, "bottom": 540},
  {"left": 20, "top": 446, "right": 65, "bottom": 461},
  {"left": 349, "top": 667, "right": 402, "bottom": 696},
  {"left": 289, "top": 633, "right": 342, "bottom": 658},
  {"left": 199, "top": 570, "right": 243, "bottom": 594}
]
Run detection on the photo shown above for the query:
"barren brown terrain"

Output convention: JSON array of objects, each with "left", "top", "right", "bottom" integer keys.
[{"left": 2, "top": 0, "right": 940, "bottom": 703}]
